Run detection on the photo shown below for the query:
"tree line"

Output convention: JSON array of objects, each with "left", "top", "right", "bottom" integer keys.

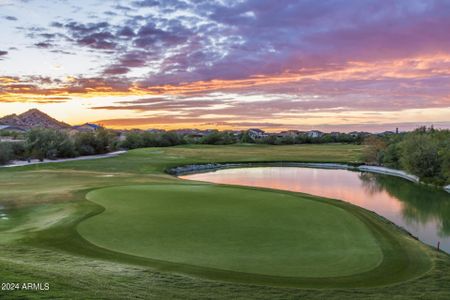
[
  {"left": 363, "top": 127, "right": 449, "bottom": 185},
  {"left": 0, "top": 128, "right": 368, "bottom": 165},
  {"left": 0, "top": 128, "right": 118, "bottom": 165},
  {"left": 120, "top": 130, "right": 364, "bottom": 149}
]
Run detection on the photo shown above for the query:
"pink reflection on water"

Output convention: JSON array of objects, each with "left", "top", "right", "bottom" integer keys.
[{"left": 182, "top": 167, "right": 404, "bottom": 218}]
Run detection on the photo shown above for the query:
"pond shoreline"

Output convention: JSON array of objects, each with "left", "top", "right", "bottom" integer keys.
[{"left": 169, "top": 162, "right": 449, "bottom": 193}]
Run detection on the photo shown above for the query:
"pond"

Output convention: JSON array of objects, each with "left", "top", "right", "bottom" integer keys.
[{"left": 181, "top": 167, "right": 450, "bottom": 253}]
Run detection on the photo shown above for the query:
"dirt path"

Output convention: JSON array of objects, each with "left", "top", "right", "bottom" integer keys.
[{"left": 1, "top": 151, "right": 127, "bottom": 168}]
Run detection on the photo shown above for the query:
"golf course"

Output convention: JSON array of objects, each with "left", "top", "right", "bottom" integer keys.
[{"left": 1, "top": 144, "right": 449, "bottom": 299}]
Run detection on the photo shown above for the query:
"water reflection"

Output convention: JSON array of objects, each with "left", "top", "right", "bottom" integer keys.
[
  {"left": 361, "top": 174, "right": 450, "bottom": 236},
  {"left": 181, "top": 167, "right": 450, "bottom": 252}
]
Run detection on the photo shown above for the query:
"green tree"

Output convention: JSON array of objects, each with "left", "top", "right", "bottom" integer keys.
[
  {"left": 74, "top": 131, "right": 96, "bottom": 155},
  {"left": 26, "top": 128, "right": 76, "bottom": 161},
  {"left": 262, "top": 135, "right": 278, "bottom": 145},
  {"left": 160, "top": 132, "right": 184, "bottom": 147},
  {"left": 94, "top": 129, "right": 116, "bottom": 153},
  {"left": 200, "top": 131, "right": 222, "bottom": 145},
  {"left": 200, "top": 131, "right": 236, "bottom": 145},
  {"left": 400, "top": 134, "right": 441, "bottom": 182},
  {"left": 240, "top": 130, "right": 254, "bottom": 143},
  {"left": 141, "top": 132, "right": 162, "bottom": 147},
  {"left": 382, "top": 143, "right": 401, "bottom": 168},
  {"left": 278, "top": 135, "right": 295, "bottom": 145},
  {"left": 120, "top": 132, "right": 144, "bottom": 149},
  {"left": 363, "top": 136, "right": 386, "bottom": 165}
]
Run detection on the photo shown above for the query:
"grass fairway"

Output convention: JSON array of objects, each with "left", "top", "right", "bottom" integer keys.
[
  {"left": 79, "top": 184, "right": 382, "bottom": 279},
  {"left": 0, "top": 144, "right": 448, "bottom": 299}
]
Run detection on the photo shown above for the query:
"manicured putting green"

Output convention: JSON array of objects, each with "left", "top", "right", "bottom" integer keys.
[{"left": 78, "top": 184, "right": 383, "bottom": 278}]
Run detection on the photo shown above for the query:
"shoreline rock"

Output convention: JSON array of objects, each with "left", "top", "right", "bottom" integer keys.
[{"left": 356, "top": 165, "right": 420, "bottom": 183}]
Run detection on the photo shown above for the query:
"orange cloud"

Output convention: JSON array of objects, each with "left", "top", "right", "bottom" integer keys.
[{"left": 1, "top": 54, "right": 450, "bottom": 103}]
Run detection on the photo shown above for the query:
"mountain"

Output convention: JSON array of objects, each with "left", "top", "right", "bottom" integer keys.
[{"left": 0, "top": 109, "right": 70, "bottom": 130}]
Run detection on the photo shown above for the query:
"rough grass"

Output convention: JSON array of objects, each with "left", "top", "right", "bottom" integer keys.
[{"left": 0, "top": 144, "right": 449, "bottom": 299}]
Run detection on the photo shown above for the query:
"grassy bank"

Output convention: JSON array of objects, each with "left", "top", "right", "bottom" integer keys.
[{"left": 0, "top": 144, "right": 449, "bottom": 299}]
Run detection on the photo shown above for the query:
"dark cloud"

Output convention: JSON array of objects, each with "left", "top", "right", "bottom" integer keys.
[
  {"left": 50, "top": 21, "right": 64, "bottom": 28},
  {"left": 34, "top": 42, "right": 53, "bottom": 48},
  {"left": 0, "top": 75, "right": 132, "bottom": 96},
  {"left": 4, "top": 16, "right": 18, "bottom": 21},
  {"left": 103, "top": 66, "right": 130, "bottom": 75},
  {"left": 50, "top": 49, "right": 74, "bottom": 55},
  {"left": 133, "top": 0, "right": 160, "bottom": 7},
  {"left": 60, "top": 21, "right": 119, "bottom": 50},
  {"left": 39, "top": 33, "right": 57, "bottom": 39},
  {"left": 114, "top": 4, "right": 133, "bottom": 11},
  {"left": 78, "top": 31, "right": 117, "bottom": 49},
  {"left": 0, "top": 50, "right": 8, "bottom": 56},
  {"left": 92, "top": 96, "right": 226, "bottom": 112},
  {"left": 119, "top": 51, "right": 151, "bottom": 67},
  {"left": 133, "top": 21, "right": 188, "bottom": 48},
  {"left": 117, "top": 26, "right": 135, "bottom": 37},
  {"left": 104, "top": 11, "right": 117, "bottom": 16}
]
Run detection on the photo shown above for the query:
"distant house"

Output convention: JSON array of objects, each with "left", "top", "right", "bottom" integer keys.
[
  {"left": 73, "top": 123, "right": 103, "bottom": 132},
  {"left": 248, "top": 128, "right": 268, "bottom": 140},
  {"left": 188, "top": 132, "right": 207, "bottom": 139},
  {"left": 306, "top": 130, "right": 323, "bottom": 138},
  {"left": 330, "top": 132, "right": 341, "bottom": 137},
  {"left": 0, "top": 125, "right": 26, "bottom": 142},
  {"left": 277, "top": 130, "right": 303, "bottom": 138},
  {"left": 172, "top": 129, "right": 207, "bottom": 139},
  {"left": 223, "top": 130, "right": 241, "bottom": 137},
  {"left": 0, "top": 125, "right": 26, "bottom": 132}
]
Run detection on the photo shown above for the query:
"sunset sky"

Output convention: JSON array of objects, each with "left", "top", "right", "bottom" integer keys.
[{"left": 1, "top": 0, "right": 449, "bottom": 131}]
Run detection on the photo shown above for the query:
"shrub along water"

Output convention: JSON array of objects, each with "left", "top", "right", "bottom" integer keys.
[{"left": 363, "top": 127, "right": 450, "bottom": 185}]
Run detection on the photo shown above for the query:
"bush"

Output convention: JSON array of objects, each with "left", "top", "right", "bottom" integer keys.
[
  {"left": 200, "top": 131, "right": 236, "bottom": 145},
  {"left": 26, "top": 128, "right": 76, "bottom": 161},
  {"left": 120, "top": 132, "right": 144, "bottom": 149},
  {"left": 74, "top": 129, "right": 116, "bottom": 155},
  {"left": 0, "top": 143, "right": 14, "bottom": 165},
  {"left": 399, "top": 132, "right": 446, "bottom": 184},
  {"left": 160, "top": 132, "right": 185, "bottom": 147}
]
